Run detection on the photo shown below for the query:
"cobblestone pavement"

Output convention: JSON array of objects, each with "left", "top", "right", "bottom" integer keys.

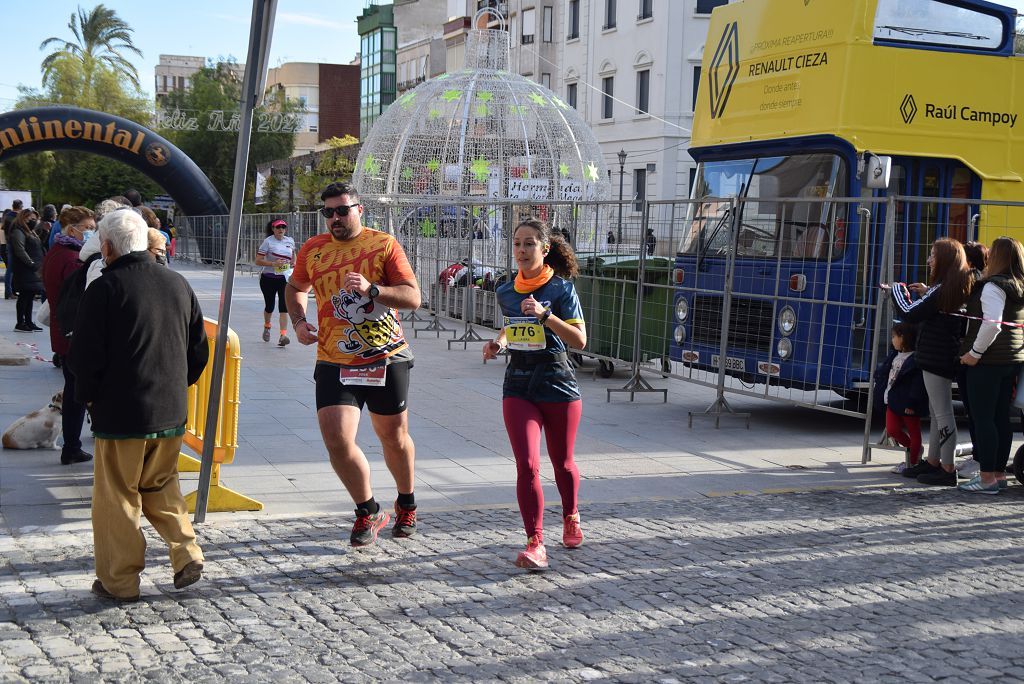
[{"left": 4, "top": 487, "right": 1024, "bottom": 682}]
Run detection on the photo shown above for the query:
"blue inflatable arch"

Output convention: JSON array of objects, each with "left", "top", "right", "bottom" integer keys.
[{"left": 0, "top": 106, "right": 228, "bottom": 216}]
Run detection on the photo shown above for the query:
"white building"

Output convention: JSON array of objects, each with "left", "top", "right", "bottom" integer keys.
[{"left": 563, "top": 0, "right": 728, "bottom": 209}]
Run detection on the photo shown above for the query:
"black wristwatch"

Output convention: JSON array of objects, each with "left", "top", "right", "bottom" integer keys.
[{"left": 368, "top": 283, "right": 380, "bottom": 299}]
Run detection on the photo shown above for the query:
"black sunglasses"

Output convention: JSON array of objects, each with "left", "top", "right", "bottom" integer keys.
[{"left": 320, "top": 203, "right": 361, "bottom": 219}]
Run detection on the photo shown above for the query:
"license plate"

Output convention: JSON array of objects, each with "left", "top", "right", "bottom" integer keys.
[{"left": 711, "top": 355, "right": 746, "bottom": 372}]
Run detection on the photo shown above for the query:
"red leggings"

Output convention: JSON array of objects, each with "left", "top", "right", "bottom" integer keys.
[
  {"left": 886, "top": 407, "right": 922, "bottom": 464},
  {"left": 502, "top": 398, "right": 582, "bottom": 540}
]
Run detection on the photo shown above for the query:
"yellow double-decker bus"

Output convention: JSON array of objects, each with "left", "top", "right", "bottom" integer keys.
[{"left": 671, "top": 0, "right": 1020, "bottom": 395}]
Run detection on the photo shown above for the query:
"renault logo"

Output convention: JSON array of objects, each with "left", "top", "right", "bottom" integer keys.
[
  {"left": 900, "top": 93, "right": 918, "bottom": 124},
  {"left": 708, "top": 21, "right": 740, "bottom": 120}
]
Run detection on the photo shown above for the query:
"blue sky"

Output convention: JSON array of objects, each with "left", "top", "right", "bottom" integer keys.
[{"left": 0, "top": 1, "right": 362, "bottom": 108}]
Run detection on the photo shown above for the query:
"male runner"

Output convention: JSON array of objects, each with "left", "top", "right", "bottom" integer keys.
[{"left": 286, "top": 182, "right": 421, "bottom": 547}]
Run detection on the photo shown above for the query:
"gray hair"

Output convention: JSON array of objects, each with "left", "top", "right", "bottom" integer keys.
[
  {"left": 98, "top": 208, "right": 148, "bottom": 259},
  {"left": 93, "top": 198, "right": 131, "bottom": 222}
]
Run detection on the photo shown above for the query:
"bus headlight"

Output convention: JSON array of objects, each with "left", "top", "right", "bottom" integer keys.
[
  {"left": 777, "top": 306, "right": 797, "bottom": 336},
  {"left": 777, "top": 337, "right": 793, "bottom": 360},
  {"left": 674, "top": 325, "right": 687, "bottom": 344},
  {"left": 675, "top": 299, "right": 689, "bottom": 322}
]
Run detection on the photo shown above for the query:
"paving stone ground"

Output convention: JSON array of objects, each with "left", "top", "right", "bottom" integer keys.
[{"left": 4, "top": 488, "right": 1024, "bottom": 682}]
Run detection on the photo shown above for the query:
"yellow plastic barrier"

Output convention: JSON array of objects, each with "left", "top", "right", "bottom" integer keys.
[{"left": 178, "top": 317, "right": 263, "bottom": 512}]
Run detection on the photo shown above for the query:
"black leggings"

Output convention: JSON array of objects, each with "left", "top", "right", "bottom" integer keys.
[
  {"left": 259, "top": 275, "right": 287, "bottom": 313},
  {"left": 15, "top": 284, "right": 42, "bottom": 326}
]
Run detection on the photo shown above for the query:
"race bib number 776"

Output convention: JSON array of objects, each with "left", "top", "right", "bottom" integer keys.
[{"left": 504, "top": 316, "right": 545, "bottom": 351}]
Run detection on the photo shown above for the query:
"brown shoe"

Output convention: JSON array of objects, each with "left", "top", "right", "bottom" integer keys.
[
  {"left": 173, "top": 560, "right": 204, "bottom": 589},
  {"left": 91, "top": 579, "right": 140, "bottom": 603}
]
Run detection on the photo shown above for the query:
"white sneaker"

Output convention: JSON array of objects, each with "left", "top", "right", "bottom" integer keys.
[
  {"left": 890, "top": 462, "right": 908, "bottom": 474},
  {"left": 877, "top": 433, "right": 899, "bottom": 448},
  {"left": 956, "top": 458, "right": 980, "bottom": 479}
]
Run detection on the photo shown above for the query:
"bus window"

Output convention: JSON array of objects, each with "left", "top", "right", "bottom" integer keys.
[
  {"left": 873, "top": 0, "right": 1005, "bottom": 52},
  {"left": 681, "top": 153, "right": 848, "bottom": 259},
  {"left": 948, "top": 166, "right": 972, "bottom": 242}
]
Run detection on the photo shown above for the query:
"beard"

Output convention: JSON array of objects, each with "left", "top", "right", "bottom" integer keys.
[{"left": 329, "top": 221, "right": 356, "bottom": 241}]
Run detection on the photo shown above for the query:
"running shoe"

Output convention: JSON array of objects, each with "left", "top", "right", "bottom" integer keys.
[
  {"left": 563, "top": 512, "right": 583, "bottom": 548},
  {"left": 350, "top": 509, "right": 390, "bottom": 547},
  {"left": 956, "top": 458, "right": 980, "bottom": 480},
  {"left": 278, "top": 334, "right": 290, "bottom": 347},
  {"left": 903, "top": 459, "right": 939, "bottom": 478},
  {"left": 515, "top": 535, "right": 548, "bottom": 570},
  {"left": 957, "top": 475, "right": 1000, "bottom": 495},
  {"left": 917, "top": 468, "right": 957, "bottom": 487},
  {"left": 262, "top": 327, "right": 271, "bottom": 342},
  {"left": 890, "top": 462, "right": 908, "bottom": 475},
  {"left": 392, "top": 501, "right": 417, "bottom": 538}
]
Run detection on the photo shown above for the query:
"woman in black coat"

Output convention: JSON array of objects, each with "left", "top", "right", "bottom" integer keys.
[{"left": 8, "top": 208, "right": 45, "bottom": 332}]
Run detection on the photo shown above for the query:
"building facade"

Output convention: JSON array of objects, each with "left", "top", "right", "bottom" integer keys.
[
  {"left": 358, "top": 3, "right": 398, "bottom": 138},
  {"left": 562, "top": 0, "right": 728, "bottom": 211},
  {"left": 266, "top": 62, "right": 360, "bottom": 156}
]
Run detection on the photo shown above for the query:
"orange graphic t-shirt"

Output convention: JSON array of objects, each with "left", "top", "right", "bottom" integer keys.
[{"left": 290, "top": 229, "right": 416, "bottom": 366}]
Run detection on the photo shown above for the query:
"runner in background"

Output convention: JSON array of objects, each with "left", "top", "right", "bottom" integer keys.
[
  {"left": 483, "top": 218, "right": 587, "bottom": 570},
  {"left": 255, "top": 219, "right": 295, "bottom": 347}
]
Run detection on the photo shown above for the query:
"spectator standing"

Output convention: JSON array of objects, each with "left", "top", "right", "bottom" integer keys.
[
  {"left": 68, "top": 209, "right": 209, "bottom": 601},
  {"left": 954, "top": 241, "right": 990, "bottom": 480},
  {"left": 37, "top": 205, "right": 57, "bottom": 251},
  {"left": 285, "top": 182, "right": 422, "bottom": 548},
  {"left": 482, "top": 218, "right": 588, "bottom": 570},
  {"left": 47, "top": 204, "right": 70, "bottom": 248},
  {"left": 645, "top": 228, "right": 657, "bottom": 256},
  {"left": 2, "top": 199, "right": 22, "bottom": 299},
  {"left": 957, "top": 237, "right": 1024, "bottom": 493},
  {"left": 8, "top": 208, "right": 45, "bottom": 332},
  {"left": 255, "top": 219, "right": 295, "bottom": 346},
  {"left": 41, "top": 206, "right": 95, "bottom": 465},
  {"left": 887, "top": 238, "right": 973, "bottom": 487}
]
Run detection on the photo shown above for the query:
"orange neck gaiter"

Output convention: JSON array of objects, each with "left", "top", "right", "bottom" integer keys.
[{"left": 514, "top": 265, "right": 555, "bottom": 294}]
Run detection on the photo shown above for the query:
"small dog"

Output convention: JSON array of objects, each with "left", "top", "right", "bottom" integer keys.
[{"left": 2, "top": 391, "right": 63, "bottom": 449}]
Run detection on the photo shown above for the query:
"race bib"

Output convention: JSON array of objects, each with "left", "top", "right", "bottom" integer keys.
[
  {"left": 504, "top": 316, "right": 545, "bottom": 351},
  {"left": 273, "top": 263, "right": 291, "bottom": 274},
  {"left": 339, "top": 362, "right": 387, "bottom": 387}
]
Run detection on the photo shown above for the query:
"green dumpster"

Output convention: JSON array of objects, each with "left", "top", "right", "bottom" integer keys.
[{"left": 574, "top": 253, "right": 674, "bottom": 368}]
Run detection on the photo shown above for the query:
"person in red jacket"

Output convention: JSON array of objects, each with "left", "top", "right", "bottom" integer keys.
[{"left": 41, "top": 206, "right": 96, "bottom": 465}]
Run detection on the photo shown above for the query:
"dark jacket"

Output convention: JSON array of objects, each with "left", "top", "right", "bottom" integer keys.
[
  {"left": 8, "top": 226, "right": 44, "bottom": 292},
  {"left": 873, "top": 349, "right": 929, "bottom": 417},
  {"left": 41, "top": 237, "right": 84, "bottom": 355},
  {"left": 890, "top": 284, "right": 963, "bottom": 379},
  {"left": 68, "top": 251, "right": 209, "bottom": 434},
  {"left": 960, "top": 275, "right": 1024, "bottom": 365}
]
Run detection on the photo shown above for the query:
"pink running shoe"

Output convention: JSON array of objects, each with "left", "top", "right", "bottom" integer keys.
[
  {"left": 563, "top": 512, "right": 583, "bottom": 548},
  {"left": 514, "top": 535, "right": 548, "bottom": 570}
]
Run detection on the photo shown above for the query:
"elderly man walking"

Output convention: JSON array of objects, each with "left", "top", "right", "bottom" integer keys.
[{"left": 68, "top": 209, "right": 210, "bottom": 601}]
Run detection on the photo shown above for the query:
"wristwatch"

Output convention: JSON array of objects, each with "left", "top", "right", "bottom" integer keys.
[
  {"left": 368, "top": 283, "right": 380, "bottom": 299},
  {"left": 538, "top": 308, "right": 551, "bottom": 325}
]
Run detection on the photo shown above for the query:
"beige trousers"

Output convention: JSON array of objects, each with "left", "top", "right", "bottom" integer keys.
[{"left": 92, "top": 435, "right": 203, "bottom": 597}]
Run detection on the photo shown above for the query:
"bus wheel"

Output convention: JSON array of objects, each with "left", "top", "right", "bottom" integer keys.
[
  {"left": 1013, "top": 444, "right": 1024, "bottom": 485},
  {"left": 598, "top": 360, "right": 615, "bottom": 378}
]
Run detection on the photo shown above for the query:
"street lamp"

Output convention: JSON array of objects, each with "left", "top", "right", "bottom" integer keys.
[{"left": 616, "top": 149, "right": 627, "bottom": 245}]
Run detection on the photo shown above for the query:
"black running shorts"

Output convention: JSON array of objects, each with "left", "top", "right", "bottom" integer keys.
[{"left": 314, "top": 360, "right": 412, "bottom": 415}]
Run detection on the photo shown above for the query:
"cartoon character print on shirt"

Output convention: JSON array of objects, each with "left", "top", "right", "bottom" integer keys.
[{"left": 330, "top": 289, "right": 404, "bottom": 360}]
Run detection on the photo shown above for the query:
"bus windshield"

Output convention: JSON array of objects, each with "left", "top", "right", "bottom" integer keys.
[{"left": 679, "top": 152, "right": 848, "bottom": 259}]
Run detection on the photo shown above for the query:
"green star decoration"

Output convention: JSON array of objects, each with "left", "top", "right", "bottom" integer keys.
[
  {"left": 552, "top": 96, "right": 569, "bottom": 109},
  {"left": 475, "top": 103, "right": 489, "bottom": 117},
  {"left": 420, "top": 217, "right": 437, "bottom": 238},
  {"left": 426, "top": 159, "right": 440, "bottom": 173},
  {"left": 528, "top": 92, "right": 548, "bottom": 106},
  {"left": 429, "top": 108, "right": 442, "bottom": 119},
  {"left": 401, "top": 167, "right": 413, "bottom": 181},
  {"left": 398, "top": 92, "right": 416, "bottom": 109},
  {"left": 585, "top": 162, "right": 600, "bottom": 182},
  {"left": 470, "top": 157, "right": 491, "bottom": 183},
  {"left": 436, "top": 73, "right": 450, "bottom": 80},
  {"left": 442, "top": 89, "right": 462, "bottom": 102},
  {"left": 364, "top": 154, "right": 380, "bottom": 175},
  {"left": 509, "top": 104, "right": 528, "bottom": 116},
  {"left": 477, "top": 91, "right": 494, "bottom": 102},
  {"left": 559, "top": 163, "right": 570, "bottom": 178}
]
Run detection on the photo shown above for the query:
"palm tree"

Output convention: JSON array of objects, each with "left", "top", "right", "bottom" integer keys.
[{"left": 40, "top": 4, "right": 143, "bottom": 92}]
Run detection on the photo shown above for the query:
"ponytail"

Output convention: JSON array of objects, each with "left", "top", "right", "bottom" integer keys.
[{"left": 516, "top": 218, "right": 579, "bottom": 279}]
